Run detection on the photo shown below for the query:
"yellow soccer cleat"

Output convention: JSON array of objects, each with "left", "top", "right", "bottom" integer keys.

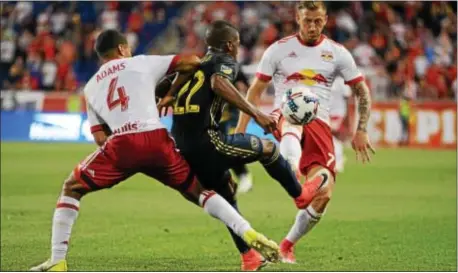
[
  {"left": 30, "top": 260, "right": 68, "bottom": 272},
  {"left": 242, "top": 229, "right": 280, "bottom": 263}
]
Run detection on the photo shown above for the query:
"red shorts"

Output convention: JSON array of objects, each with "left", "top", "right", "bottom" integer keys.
[
  {"left": 271, "top": 109, "right": 336, "bottom": 178},
  {"left": 300, "top": 119, "right": 336, "bottom": 178},
  {"left": 73, "top": 129, "right": 196, "bottom": 192}
]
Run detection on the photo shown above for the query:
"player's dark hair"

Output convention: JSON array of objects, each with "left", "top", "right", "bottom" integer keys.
[
  {"left": 205, "top": 20, "right": 239, "bottom": 52},
  {"left": 94, "top": 29, "right": 128, "bottom": 58},
  {"left": 296, "top": 1, "right": 327, "bottom": 12}
]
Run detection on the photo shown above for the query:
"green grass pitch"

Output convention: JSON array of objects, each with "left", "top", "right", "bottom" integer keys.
[{"left": 1, "top": 143, "right": 456, "bottom": 271}]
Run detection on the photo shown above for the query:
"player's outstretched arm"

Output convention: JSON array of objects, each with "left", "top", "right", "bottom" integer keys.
[
  {"left": 235, "top": 77, "right": 270, "bottom": 134},
  {"left": 173, "top": 55, "right": 201, "bottom": 73},
  {"left": 211, "top": 74, "right": 276, "bottom": 133},
  {"left": 350, "top": 81, "right": 376, "bottom": 163}
]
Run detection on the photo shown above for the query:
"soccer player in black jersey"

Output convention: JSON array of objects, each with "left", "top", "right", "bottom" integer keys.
[
  {"left": 220, "top": 70, "right": 254, "bottom": 195},
  {"left": 158, "top": 21, "right": 311, "bottom": 271}
]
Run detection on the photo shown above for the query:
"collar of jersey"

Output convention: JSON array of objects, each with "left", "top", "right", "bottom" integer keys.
[
  {"left": 295, "top": 33, "right": 326, "bottom": 47},
  {"left": 206, "top": 48, "right": 234, "bottom": 60},
  {"left": 102, "top": 57, "right": 124, "bottom": 66}
]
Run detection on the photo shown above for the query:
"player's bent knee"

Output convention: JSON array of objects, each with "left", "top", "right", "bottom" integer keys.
[
  {"left": 62, "top": 173, "right": 90, "bottom": 200},
  {"left": 308, "top": 165, "right": 335, "bottom": 189},
  {"left": 260, "top": 139, "right": 278, "bottom": 161},
  {"left": 309, "top": 168, "right": 334, "bottom": 213}
]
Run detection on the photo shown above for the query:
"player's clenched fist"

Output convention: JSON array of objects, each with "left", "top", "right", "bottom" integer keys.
[
  {"left": 351, "top": 130, "right": 376, "bottom": 163},
  {"left": 253, "top": 111, "right": 277, "bottom": 135}
]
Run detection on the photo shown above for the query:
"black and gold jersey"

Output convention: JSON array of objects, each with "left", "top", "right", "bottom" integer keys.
[{"left": 171, "top": 50, "right": 238, "bottom": 148}]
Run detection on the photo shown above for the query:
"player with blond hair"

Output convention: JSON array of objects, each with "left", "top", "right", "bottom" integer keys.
[{"left": 236, "top": 1, "right": 375, "bottom": 263}]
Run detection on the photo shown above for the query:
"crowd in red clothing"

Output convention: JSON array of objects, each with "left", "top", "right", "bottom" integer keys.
[
  {"left": 1, "top": 1, "right": 457, "bottom": 101},
  {"left": 151, "top": 1, "right": 457, "bottom": 101},
  {"left": 1, "top": 1, "right": 183, "bottom": 92}
]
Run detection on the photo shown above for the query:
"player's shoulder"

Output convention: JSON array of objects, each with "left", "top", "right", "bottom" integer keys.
[
  {"left": 200, "top": 52, "right": 237, "bottom": 77},
  {"left": 203, "top": 51, "right": 236, "bottom": 66},
  {"left": 123, "top": 55, "right": 150, "bottom": 67},
  {"left": 322, "top": 36, "right": 345, "bottom": 48},
  {"left": 269, "top": 34, "right": 298, "bottom": 51},
  {"left": 322, "top": 36, "right": 352, "bottom": 56},
  {"left": 116, "top": 54, "right": 164, "bottom": 69},
  {"left": 260, "top": 34, "right": 299, "bottom": 61},
  {"left": 275, "top": 34, "right": 298, "bottom": 46}
]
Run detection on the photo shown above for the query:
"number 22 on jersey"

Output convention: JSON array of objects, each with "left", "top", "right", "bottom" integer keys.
[
  {"left": 174, "top": 70, "right": 205, "bottom": 115},
  {"left": 107, "top": 76, "right": 129, "bottom": 111}
]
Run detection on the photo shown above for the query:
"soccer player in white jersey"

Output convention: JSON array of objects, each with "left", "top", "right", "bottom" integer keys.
[
  {"left": 236, "top": 1, "right": 375, "bottom": 263},
  {"left": 330, "top": 76, "right": 353, "bottom": 173},
  {"left": 30, "top": 30, "right": 279, "bottom": 272}
]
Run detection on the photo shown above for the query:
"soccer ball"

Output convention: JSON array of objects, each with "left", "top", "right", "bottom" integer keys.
[{"left": 281, "top": 86, "right": 319, "bottom": 125}]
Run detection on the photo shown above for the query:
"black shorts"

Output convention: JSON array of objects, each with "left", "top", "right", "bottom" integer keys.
[{"left": 179, "top": 130, "right": 265, "bottom": 201}]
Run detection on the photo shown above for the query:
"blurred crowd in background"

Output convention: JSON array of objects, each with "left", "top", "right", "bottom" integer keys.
[
  {"left": 1, "top": 1, "right": 457, "bottom": 101},
  {"left": 0, "top": 1, "right": 183, "bottom": 91}
]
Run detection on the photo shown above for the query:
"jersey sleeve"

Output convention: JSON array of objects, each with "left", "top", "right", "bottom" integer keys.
[
  {"left": 337, "top": 47, "right": 364, "bottom": 86},
  {"left": 86, "top": 102, "right": 107, "bottom": 133},
  {"left": 333, "top": 77, "right": 352, "bottom": 98},
  {"left": 212, "top": 58, "right": 238, "bottom": 82},
  {"left": 255, "top": 43, "right": 277, "bottom": 82}
]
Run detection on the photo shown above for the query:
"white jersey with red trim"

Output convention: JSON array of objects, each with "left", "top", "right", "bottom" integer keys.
[
  {"left": 256, "top": 34, "right": 363, "bottom": 125},
  {"left": 330, "top": 76, "right": 352, "bottom": 118},
  {"left": 84, "top": 54, "right": 178, "bottom": 135}
]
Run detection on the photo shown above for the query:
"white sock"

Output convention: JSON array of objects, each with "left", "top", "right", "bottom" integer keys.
[
  {"left": 51, "top": 196, "right": 80, "bottom": 263},
  {"left": 280, "top": 133, "right": 302, "bottom": 171},
  {"left": 285, "top": 206, "right": 322, "bottom": 244},
  {"left": 199, "top": 190, "right": 251, "bottom": 237}
]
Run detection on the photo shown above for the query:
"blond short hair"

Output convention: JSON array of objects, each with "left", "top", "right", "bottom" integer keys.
[{"left": 296, "top": 1, "right": 327, "bottom": 12}]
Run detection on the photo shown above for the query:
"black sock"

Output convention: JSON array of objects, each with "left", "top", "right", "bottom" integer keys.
[
  {"left": 232, "top": 164, "right": 249, "bottom": 178},
  {"left": 227, "top": 202, "right": 251, "bottom": 254},
  {"left": 261, "top": 146, "right": 302, "bottom": 198}
]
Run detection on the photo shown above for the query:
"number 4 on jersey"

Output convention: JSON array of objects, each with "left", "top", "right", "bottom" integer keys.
[{"left": 107, "top": 76, "right": 129, "bottom": 111}]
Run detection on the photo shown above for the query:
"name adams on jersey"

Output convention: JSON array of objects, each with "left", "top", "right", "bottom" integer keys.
[
  {"left": 171, "top": 51, "right": 239, "bottom": 149},
  {"left": 84, "top": 55, "right": 178, "bottom": 135}
]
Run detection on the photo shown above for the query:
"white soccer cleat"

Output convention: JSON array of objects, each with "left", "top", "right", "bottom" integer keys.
[{"left": 237, "top": 174, "right": 253, "bottom": 195}]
